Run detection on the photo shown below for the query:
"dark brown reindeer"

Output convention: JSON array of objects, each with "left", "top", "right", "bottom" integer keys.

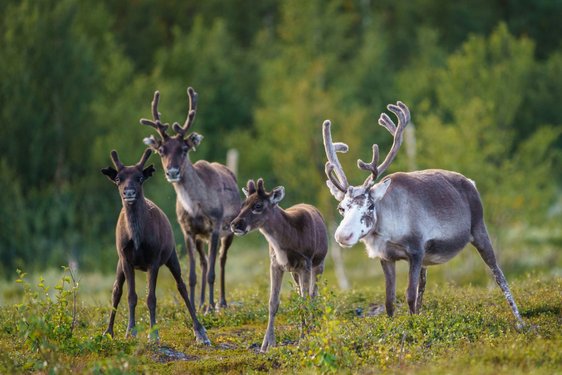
[
  {"left": 140, "top": 87, "right": 241, "bottom": 312},
  {"left": 101, "top": 149, "right": 210, "bottom": 344},
  {"left": 230, "top": 178, "right": 328, "bottom": 352},
  {"left": 322, "top": 102, "right": 525, "bottom": 328}
]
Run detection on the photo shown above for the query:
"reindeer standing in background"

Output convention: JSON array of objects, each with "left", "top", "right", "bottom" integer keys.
[
  {"left": 140, "top": 87, "right": 241, "bottom": 312},
  {"left": 322, "top": 102, "right": 524, "bottom": 328},
  {"left": 230, "top": 178, "right": 328, "bottom": 352},
  {"left": 101, "top": 149, "right": 209, "bottom": 344}
]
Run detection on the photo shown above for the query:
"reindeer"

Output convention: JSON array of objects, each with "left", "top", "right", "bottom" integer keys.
[
  {"left": 322, "top": 102, "right": 525, "bottom": 329},
  {"left": 140, "top": 87, "right": 241, "bottom": 312},
  {"left": 101, "top": 149, "right": 210, "bottom": 344},
  {"left": 230, "top": 178, "right": 328, "bottom": 352}
]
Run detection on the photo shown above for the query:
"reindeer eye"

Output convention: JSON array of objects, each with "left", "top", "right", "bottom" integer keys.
[
  {"left": 338, "top": 206, "right": 345, "bottom": 216},
  {"left": 137, "top": 176, "right": 144, "bottom": 183},
  {"left": 158, "top": 146, "right": 165, "bottom": 154},
  {"left": 253, "top": 202, "right": 264, "bottom": 213},
  {"left": 114, "top": 177, "right": 121, "bottom": 184},
  {"left": 182, "top": 145, "right": 189, "bottom": 154}
]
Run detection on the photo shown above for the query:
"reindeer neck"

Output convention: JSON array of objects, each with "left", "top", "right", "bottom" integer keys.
[
  {"left": 123, "top": 197, "right": 148, "bottom": 250},
  {"left": 259, "top": 206, "right": 292, "bottom": 240},
  {"left": 172, "top": 158, "right": 210, "bottom": 215}
]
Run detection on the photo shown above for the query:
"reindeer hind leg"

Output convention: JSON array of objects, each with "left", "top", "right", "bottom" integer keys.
[{"left": 471, "top": 223, "right": 524, "bottom": 329}]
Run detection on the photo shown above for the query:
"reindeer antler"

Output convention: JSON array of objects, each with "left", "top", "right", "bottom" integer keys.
[
  {"left": 110, "top": 150, "right": 125, "bottom": 171},
  {"left": 137, "top": 149, "right": 152, "bottom": 168},
  {"left": 257, "top": 178, "right": 267, "bottom": 196},
  {"left": 359, "top": 101, "right": 410, "bottom": 185},
  {"left": 173, "top": 87, "right": 198, "bottom": 137},
  {"left": 246, "top": 179, "right": 257, "bottom": 195},
  {"left": 140, "top": 91, "right": 170, "bottom": 140},
  {"left": 322, "top": 120, "right": 350, "bottom": 193}
]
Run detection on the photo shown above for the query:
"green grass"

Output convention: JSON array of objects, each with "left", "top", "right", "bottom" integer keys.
[{"left": 1, "top": 239, "right": 562, "bottom": 374}]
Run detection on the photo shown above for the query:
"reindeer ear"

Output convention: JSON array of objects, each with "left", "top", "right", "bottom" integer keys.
[
  {"left": 370, "top": 178, "right": 391, "bottom": 201},
  {"left": 270, "top": 186, "right": 285, "bottom": 205},
  {"left": 101, "top": 167, "right": 118, "bottom": 182},
  {"left": 326, "top": 180, "right": 345, "bottom": 201},
  {"left": 143, "top": 164, "right": 156, "bottom": 179},
  {"left": 186, "top": 132, "right": 204, "bottom": 151}
]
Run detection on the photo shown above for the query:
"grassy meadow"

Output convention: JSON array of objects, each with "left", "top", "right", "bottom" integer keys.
[{"left": 1, "top": 232, "right": 561, "bottom": 374}]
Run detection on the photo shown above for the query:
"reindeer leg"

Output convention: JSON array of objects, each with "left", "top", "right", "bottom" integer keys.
[
  {"left": 290, "top": 272, "right": 300, "bottom": 294},
  {"left": 206, "top": 232, "right": 220, "bottom": 313},
  {"left": 122, "top": 262, "right": 137, "bottom": 338},
  {"left": 380, "top": 259, "right": 396, "bottom": 317},
  {"left": 146, "top": 265, "right": 160, "bottom": 342},
  {"left": 185, "top": 235, "right": 197, "bottom": 308},
  {"left": 416, "top": 267, "right": 427, "bottom": 312},
  {"left": 196, "top": 239, "right": 207, "bottom": 310},
  {"left": 261, "top": 260, "right": 283, "bottom": 353},
  {"left": 472, "top": 225, "right": 525, "bottom": 329},
  {"left": 406, "top": 254, "right": 423, "bottom": 314},
  {"left": 166, "top": 251, "right": 210, "bottom": 345},
  {"left": 310, "top": 261, "right": 325, "bottom": 298},
  {"left": 104, "top": 260, "right": 125, "bottom": 338},
  {"left": 219, "top": 234, "right": 233, "bottom": 309}
]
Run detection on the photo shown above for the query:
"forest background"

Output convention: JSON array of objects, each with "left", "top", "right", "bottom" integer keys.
[{"left": 0, "top": 0, "right": 561, "bottom": 281}]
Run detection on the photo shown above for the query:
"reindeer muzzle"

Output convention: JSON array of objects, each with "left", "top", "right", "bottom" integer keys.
[
  {"left": 123, "top": 189, "right": 137, "bottom": 204},
  {"left": 165, "top": 167, "right": 181, "bottom": 182},
  {"left": 230, "top": 219, "right": 249, "bottom": 236}
]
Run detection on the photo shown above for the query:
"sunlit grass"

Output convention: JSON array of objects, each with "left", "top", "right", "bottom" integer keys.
[{"left": 1, "top": 235, "right": 561, "bottom": 373}]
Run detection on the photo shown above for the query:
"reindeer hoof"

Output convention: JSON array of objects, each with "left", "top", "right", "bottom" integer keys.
[
  {"left": 148, "top": 329, "right": 160, "bottom": 343},
  {"left": 103, "top": 329, "right": 114, "bottom": 338},
  {"left": 194, "top": 328, "right": 211, "bottom": 346},
  {"left": 125, "top": 327, "right": 138, "bottom": 339},
  {"left": 204, "top": 304, "right": 216, "bottom": 315}
]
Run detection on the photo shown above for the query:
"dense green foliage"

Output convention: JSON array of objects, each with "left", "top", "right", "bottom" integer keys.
[{"left": 0, "top": 0, "right": 560, "bottom": 276}]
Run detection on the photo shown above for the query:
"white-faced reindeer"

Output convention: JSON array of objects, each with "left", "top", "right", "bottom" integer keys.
[
  {"left": 230, "top": 178, "right": 328, "bottom": 352},
  {"left": 101, "top": 149, "right": 209, "bottom": 344},
  {"left": 140, "top": 87, "right": 241, "bottom": 312},
  {"left": 322, "top": 102, "right": 525, "bottom": 328}
]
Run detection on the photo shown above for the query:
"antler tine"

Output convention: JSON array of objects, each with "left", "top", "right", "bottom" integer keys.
[
  {"left": 138, "top": 148, "right": 152, "bottom": 168},
  {"left": 257, "top": 178, "right": 267, "bottom": 196},
  {"left": 370, "top": 101, "right": 410, "bottom": 180},
  {"left": 152, "top": 91, "right": 161, "bottom": 121},
  {"left": 358, "top": 144, "right": 380, "bottom": 186},
  {"left": 140, "top": 90, "right": 169, "bottom": 140},
  {"left": 325, "top": 162, "right": 348, "bottom": 192},
  {"left": 322, "top": 120, "right": 350, "bottom": 193},
  {"left": 110, "top": 150, "right": 125, "bottom": 170},
  {"left": 246, "top": 179, "right": 257, "bottom": 195},
  {"left": 174, "top": 87, "right": 198, "bottom": 137}
]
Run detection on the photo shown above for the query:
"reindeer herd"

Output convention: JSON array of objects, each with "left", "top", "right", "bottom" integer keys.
[{"left": 101, "top": 86, "right": 525, "bottom": 353}]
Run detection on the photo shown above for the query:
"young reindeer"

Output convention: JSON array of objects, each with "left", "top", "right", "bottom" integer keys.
[
  {"left": 101, "top": 149, "right": 210, "bottom": 344},
  {"left": 322, "top": 102, "right": 525, "bottom": 329},
  {"left": 140, "top": 87, "right": 241, "bottom": 312},
  {"left": 230, "top": 178, "right": 328, "bottom": 353}
]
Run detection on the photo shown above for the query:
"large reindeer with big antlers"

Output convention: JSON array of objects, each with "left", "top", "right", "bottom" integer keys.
[
  {"left": 140, "top": 87, "right": 241, "bottom": 312},
  {"left": 322, "top": 102, "right": 525, "bottom": 328}
]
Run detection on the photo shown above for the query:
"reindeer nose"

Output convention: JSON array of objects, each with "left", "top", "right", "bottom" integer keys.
[
  {"left": 230, "top": 219, "right": 247, "bottom": 236},
  {"left": 166, "top": 167, "right": 180, "bottom": 182},
  {"left": 335, "top": 230, "right": 355, "bottom": 248},
  {"left": 123, "top": 188, "right": 136, "bottom": 202}
]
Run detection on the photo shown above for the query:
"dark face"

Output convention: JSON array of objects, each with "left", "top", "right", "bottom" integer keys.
[
  {"left": 102, "top": 164, "right": 155, "bottom": 205},
  {"left": 146, "top": 133, "right": 203, "bottom": 183},
  {"left": 230, "top": 184, "right": 285, "bottom": 236}
]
